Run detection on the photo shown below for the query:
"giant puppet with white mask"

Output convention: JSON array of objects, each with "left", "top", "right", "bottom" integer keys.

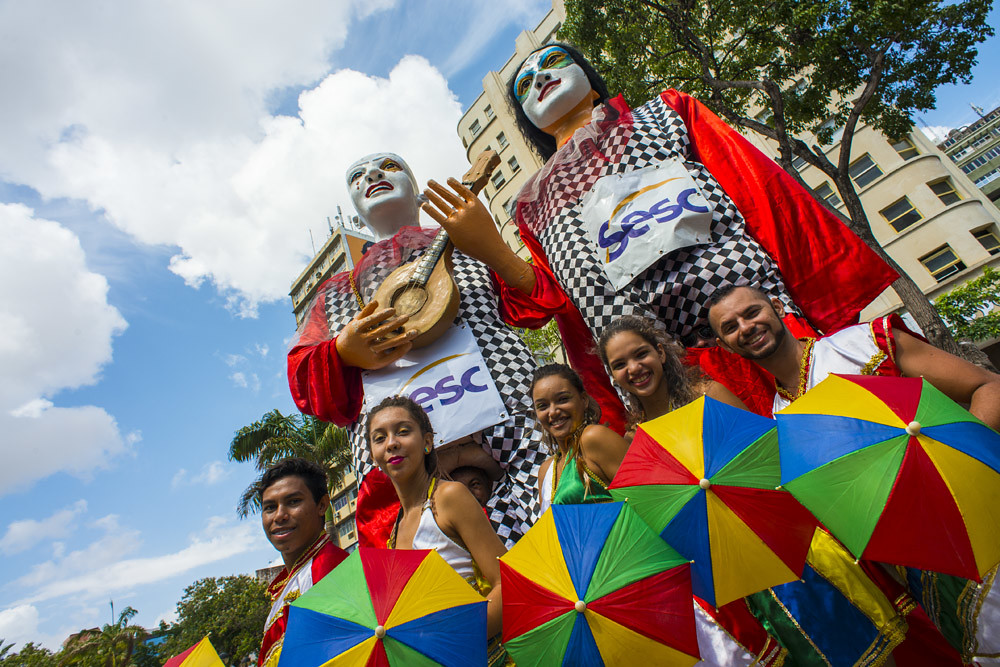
[
  {"left": 287, "top": 152, "right": 546, "bottom": 548},
  {"left": 422, "top": 43, "right": 900, "bottom": 418}
]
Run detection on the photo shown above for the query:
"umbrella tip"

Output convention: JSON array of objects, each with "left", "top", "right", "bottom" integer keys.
[
  {"left": 699, "top": 478, "right": 711, "bottom": 490},
  {"left": 375, "top": 625, "right": 386, "bottom": 639},
  {"left": 575, "top": 600, "right": 587, "bottom": 613},
  {"left": 905, "top": 421, "right": 921, "bottom": 436},
  {"left": 775, "top": 485, "right": 782, "bottom": 490}
]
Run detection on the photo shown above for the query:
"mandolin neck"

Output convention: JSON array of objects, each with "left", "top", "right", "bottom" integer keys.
[{"left": 410, "top": 228, "right": 451, "bottom": 287}]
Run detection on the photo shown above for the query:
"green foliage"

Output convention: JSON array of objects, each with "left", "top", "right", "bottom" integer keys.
[
  {"left": 0, "top": 642, "right": 56, "bottom": 667},
  {"left": 512, "top": 321, "right": 563, "bottom": 363},
  {"left": 58, "top": 603, "right": 145, "bottom": 667},
  {"left": 230, "top": 409, "right": 353, "bottom": 517},
  {"left": 935, "top": 266, "right": 1000, "bottom": 341},
  {"left": 157, "top": 576, "right": 269, "bottom": 665},
  {"left": 562, "top": 0, "right": 993, "bottom": 147}
]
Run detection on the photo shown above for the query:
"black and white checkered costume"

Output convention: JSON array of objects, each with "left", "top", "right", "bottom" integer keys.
[
  {"left": 318, "top": 227, "right": 545, "bottom": 546},
  {"left": 518, "top": 95, "right": 797, "bottom": 346}
]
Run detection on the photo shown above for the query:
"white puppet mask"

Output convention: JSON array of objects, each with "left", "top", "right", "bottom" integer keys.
[
  {"left": 514, "top": 46, "right": 592, "bottom": 130},
  {"left": 346, "top": 153, "right": 420, "bottom": 239}
]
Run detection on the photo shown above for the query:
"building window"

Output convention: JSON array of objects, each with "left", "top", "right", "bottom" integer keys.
[
  {"left": 892, "top": 137, "right": 919, "bottom": 160},
  {"left": 813, "top": 182, "right": 842, "bottom": 208},
  {"left": 508, "top": 156, "right": 520, "bottom": 173},
  {"left": 491, "top": 171, "right": 506, "bottom": 189},
  {"left": 334, "top": 494, "right": 349, "bottom": 511},
  {"left": 469, "top": 119, "right": 481, "bottom": 138},
  {"left": 849, "top": 154, "right": 883, "bottom": 188},
  {"left": 754, "top": 108, "right": 773, "bottom": 126},
  {"left": 503, "top": 198, "right": 514, "bottom": 217},
  {"left": 881, "top": 197, "right": 922, "bottom": 232},
  {"left": 791, "top": 154, "right": 808, "bottom": 170},
  {"left": 928, "top": 179, "right": 961, "bottom": 205},
  {"left": 497, "top": 132, "right": 508, "bottom": 149},
  {"left": 338, "top": 518, "right": 356, "bottom": 538},
  {"left": 485, "top": 105, "right": 494, "bottom": 120},
  {"left": 973, "top": 226, "right": 1000, "bottom": 255},
  {"left": 920, "top": 246, "right": 966, "bottom": 282}
]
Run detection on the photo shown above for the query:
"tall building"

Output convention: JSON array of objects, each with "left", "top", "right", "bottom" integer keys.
[
  {"left": 739, "top": 123, "right": 1000, "bottom": 325},
  {"left": 290, "top": 213, "right": 374, "bottom": 327},
  {"left": 457, "top": 1, "right": 565, "bottom": 256},
  {"left": 457, "top": 1, "right": 1000, "bottom": 343},
  {"left": 938, "top": 104, "right": 1000, "bottom": 204},
  {"left": 328, "top": 471, "right": 359, "bottom": 551}
]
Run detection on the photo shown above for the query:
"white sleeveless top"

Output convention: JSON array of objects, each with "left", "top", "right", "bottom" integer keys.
[
  {"left": 538, "top": 460, "right": 555, "bottom": 517},
  {"left": 411, "top": 499, "right": 475, "bottom": 581}
]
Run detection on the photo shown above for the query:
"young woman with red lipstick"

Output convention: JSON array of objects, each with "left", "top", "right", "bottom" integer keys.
[
  {"left": 597, "top": 315, "right": 745, "bottom": 437},
  {"left": 366, "top": 396, "right": 507, "bottom": 663}
]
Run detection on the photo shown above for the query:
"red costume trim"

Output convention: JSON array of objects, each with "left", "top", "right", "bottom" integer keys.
[
  {"left": 495, "top": 91, "right": 897, "bottom": 418},
  {"left": 259, "top": 534, "right": 347, "bottom": 665}
]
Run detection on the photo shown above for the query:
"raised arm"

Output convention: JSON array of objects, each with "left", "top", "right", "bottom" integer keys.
[{"left": 894, "top": 329, "right": 1000, "bottom": 430}]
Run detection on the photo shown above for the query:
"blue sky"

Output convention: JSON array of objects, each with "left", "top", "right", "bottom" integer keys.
[{"left": 0, "top": 0, "right": 996, "bottom": 650}]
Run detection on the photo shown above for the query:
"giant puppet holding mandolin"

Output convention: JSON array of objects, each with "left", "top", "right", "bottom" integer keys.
[{"left": 287, "top": 152, "right": 546, "bottom": 549}]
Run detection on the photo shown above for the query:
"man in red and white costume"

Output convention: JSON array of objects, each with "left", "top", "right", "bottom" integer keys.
[
  {"left": 257, "top": 458, "right": 348, "bottom": 667},
  {"left": 709, "top": 283, "right": 1000, "bottom": 663}
]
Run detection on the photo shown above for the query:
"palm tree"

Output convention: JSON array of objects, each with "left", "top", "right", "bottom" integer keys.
[
  {"left": 59, "top": 602, "right": 146, "bottom": 667},
  {"left": 229, "top": 409, "right": 353, "bottom": 528}
]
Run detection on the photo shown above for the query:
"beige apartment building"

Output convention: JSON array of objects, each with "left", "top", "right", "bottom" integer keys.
[
  {"left": 290, "top": 217, "right": 374, "bottom": 327},
  {"left": 457, "top": 1, "right": 1000, "bottom": 335}
]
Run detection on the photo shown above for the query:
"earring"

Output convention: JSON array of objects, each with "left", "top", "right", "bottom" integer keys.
[{"left": 424, "top": 445, "right": 432, "bottom": 454}]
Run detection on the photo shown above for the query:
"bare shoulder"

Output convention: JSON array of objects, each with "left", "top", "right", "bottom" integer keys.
[
  {"left": 435, "top": 479, "right": 478, "bottom": 506},
  {"left": 579, "top": 424, "right": 626, "bottom": 452}
]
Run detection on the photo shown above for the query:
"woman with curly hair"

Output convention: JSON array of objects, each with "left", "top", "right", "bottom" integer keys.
[{"left": 597, "top": 315, "right": 745, "bottom": 438}]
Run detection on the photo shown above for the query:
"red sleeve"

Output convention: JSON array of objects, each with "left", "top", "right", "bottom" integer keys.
[
  {"left": 490, "top": 211, "right": 573, "bottom": 329},
  {"left": 661, "top": 90, "right": 898, "bottom": 333},
  {"left": 553, "top": 306, "right": 628, "bottom": 435},
  {"left": 286, "top": 290, "right": 364, "bottom": 426}
]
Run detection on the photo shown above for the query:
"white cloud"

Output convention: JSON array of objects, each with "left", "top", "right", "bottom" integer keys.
[
  {"left": 0, "top": 2, "right": 471, "bottom": 315},
  {"left": 439, "top": 0, "right": 550, "bottom": 76},
  {"left": 0, "top": 605, "right": 40, "bottom": 649},
  {"left": 14, "top": 518, "right": 260, "bottom": 605},
  {"left": 229, "top": 371, "right": 261, "bottom": 392},
  {"left": 920, "top": 125, "right": 953, "bottom": 143},
  {"left": 224, "top": 354, "right": 248, "bottom": 367},
  {"left": 255, "top": 343, "right": 270, "bottom": 358},
  {"left": 173, "top": 461, "right": 230, "bottom": 488},
  {"left": 1, "top": 500, "right": 88, "bottom": 555},
  {"left": 0, "top": 204, "right": 129, "bottom": 495}
]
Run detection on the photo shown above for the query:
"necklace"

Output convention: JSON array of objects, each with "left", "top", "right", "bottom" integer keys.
[
  {"left": 387, "top": 477, "right": 436, "bottom": 549},
  {"left": 775, "top": 338, "right": 817, "bottom": 401}
]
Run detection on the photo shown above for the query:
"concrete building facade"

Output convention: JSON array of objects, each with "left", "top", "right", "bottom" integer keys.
[
  {"left": 457, "top": 1, "right": 565, "bottom": 257},
  {"left": 456, "top": 1, "right": 1000, "bottom": 331},
  {"left": 938, "top": 104, "right": 1000, "bottom": 204},
  {"left": 290, "top": 218, "right": 373, "bottom": 328}
]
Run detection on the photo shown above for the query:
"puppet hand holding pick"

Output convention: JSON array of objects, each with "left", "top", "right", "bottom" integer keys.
[
  {"left": 335, "top": 300, "right": 416, "bottom": 370},
  {"left": 423, "top": 178, "right": 536, "bottom": 294}
]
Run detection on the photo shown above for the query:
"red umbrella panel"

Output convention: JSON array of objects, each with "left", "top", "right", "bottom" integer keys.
[
  {"left": 776, "top": 374, "right": 1000, "bottom": 580},
  {"left": 609, "top": 396, "right": 818, "bottom": 608}
]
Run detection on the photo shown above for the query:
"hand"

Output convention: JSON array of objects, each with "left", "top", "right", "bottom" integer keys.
[
  {"left": 335, "top": 300, "right": 416, "bottom": 370},
  {"left": 422, "top": 178, "right": 510, "bottom": 268}
]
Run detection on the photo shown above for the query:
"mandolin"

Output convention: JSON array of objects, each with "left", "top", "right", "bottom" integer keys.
[{"left": 371, "top": 150, "right": 501, "bottom": 349}]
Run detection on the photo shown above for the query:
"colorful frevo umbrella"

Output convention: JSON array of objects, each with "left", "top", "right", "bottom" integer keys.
[
  {"left": 500, "top": 502, "right": 700, "bottom": 666},
  {"left": 278, "top": 547, "right": 487, "bottom": 666},
  {"left": 776, "top": 373, "right": 1000, "bottom": 581},
  {"left": 609, "top": 396, "right": 818, "bottom": 608},
  {"left": 163, "top": 636, "right": 224, "bottom": 667}
]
